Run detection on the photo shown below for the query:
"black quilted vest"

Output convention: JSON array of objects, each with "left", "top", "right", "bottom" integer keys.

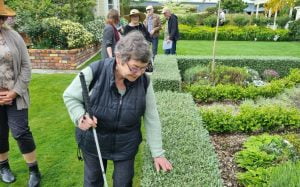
[{"left": 76, "top": 58, "right": 148, "bottom": 161}]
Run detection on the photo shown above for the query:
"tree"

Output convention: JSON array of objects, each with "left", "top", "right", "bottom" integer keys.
[
  {"left": 265, "top": 0, "right": 285, "bottom": 28},
  {"left": 221, "top": 0, "right": 248, "bottom": 13},
  {"left": 6, "top": 0, "right": 95, "bottom": 24}
]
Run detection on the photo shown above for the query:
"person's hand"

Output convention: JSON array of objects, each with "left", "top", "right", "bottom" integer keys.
[
  {"left": 78, "top": 114, "right": 97, "bottom": 131},
  {"left": 0, "top": 90, "right": 17, "bottom": 105},
  {"left": 150, "top": 30, "right": 155, "bottom": 36},
  {"left": 153, "top": 157, "right": 173, "bottom": 172}
]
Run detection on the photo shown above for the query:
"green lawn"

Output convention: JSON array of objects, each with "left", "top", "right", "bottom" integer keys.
[
  {"left": 157, "top": 40, "right": 300, "bottom": 57},
  {"left": 5, "top": 74, "right": 144, "bottom": 187},
  {"left": 81, "top": 40, "right": 300, "bottom": 69}
]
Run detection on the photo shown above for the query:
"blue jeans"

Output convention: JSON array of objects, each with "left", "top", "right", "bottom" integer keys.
[
  {"left": 151, "top": 36, "right": 159, "bottom": 58},
  {"left": 164, "top": 40, "right": 177, "bottom": 55}
]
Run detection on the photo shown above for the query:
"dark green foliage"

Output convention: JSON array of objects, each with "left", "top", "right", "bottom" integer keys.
[
  {"left": 205, "top": 7, "right": 218, "bottom": 15},
  {"left": 289, "top": 19, "right": 300, "bottom": 40},
  {"left": 142, "top": 91, "right": 223, "bottom": 186},
  {"left": 178, "top": 24, "right": 292, "bottom": 41},
  {"left": 251, "top": 15, "right": 270, "bottom": 26},
  {"left": 276, "top": 15, "right": 290, "bottom": 28},
  {"left": 177, "top": 14, "right": 198, "bottom": 26},
  {"left": 221, "top": 0, "right": 248, "bottom": 13},
  {"left": 233, "top": 15, "right": 250, "bottom": 26},
  {"left": 203, "top": 15, "right": 218, "bottom": 27}
]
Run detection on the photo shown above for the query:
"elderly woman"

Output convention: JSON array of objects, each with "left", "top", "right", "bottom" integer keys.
[
  {"left": 0, "top": 0, "right": 41, "bottom": 186},
  {"left": 63, "top": 31, "right": 172, "bottom": 187},
  {"left": 101, "top": 9, "right": 120, "bottom": 59}
]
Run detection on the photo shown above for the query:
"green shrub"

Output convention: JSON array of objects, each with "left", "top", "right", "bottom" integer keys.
[
  {"left": 268, "top": 161, "right": 300, "bottom": 187},
  {"left": 289, "top": 19, "right": 300, "bottom": 40},
  {"left": 176, "top": 56, "right": 300, "bottom": 77},
  {"left": 177, "top": 13, "right": 198, "bottom": 26},
  {"left": 203, "top": 15, "right": 218, "bottom": 27},
  {"left": 36, "top": 17, "right": 93, "bottom": 49},
  {"left": 205, "top": 7, "right": 218, "bottom": 15},
  {"left": 251, "top": 15, "right": 270, "bottom": 26},
  {"left": 233, "top": 14, "right": 250, "bottom": 26},
  {"left": 236, "top": 134, "right": 299, "bottom": 170},
  {"left": 184, "top": 65, "right": 250, "bottom": 86},
  {"left": 235, "top": 134, "right": 299, "bottom": 186},
  {"left": 85, "top": 17, "right": 105, "bottom": 43},
  {"left": 277, "top": 15, "right": 290, "bottom": 28},
  {"left": 178, "top": 24, "right": 291, "bottom": 41},
  {"left": 142, "top": 91, "right": 223, "bottom": 186},
  {"left": 201, "top": 103, "right": 300, "bottom": 133},
  {"left": 152, "top": 55, "right": 181, "bottom": 92},
  {"left": 187, "top": 69, "right": 300, "bottom": 102},
  {"left": 213, "top": 65, "right": 250, "bottom": 85},
  {"left": 183, "top": 65, "right": 209, "bottom": 84}
]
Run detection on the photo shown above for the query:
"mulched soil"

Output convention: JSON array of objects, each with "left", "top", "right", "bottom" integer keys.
[{"left": 210, "top": 134, "right": 248, "bottom": 187}]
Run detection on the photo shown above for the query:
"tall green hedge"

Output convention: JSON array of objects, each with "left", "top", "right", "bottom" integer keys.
[
  {"left": 141, "top": 91, "right": 223, "bottom": 186},
  {"left": 176, "top": 56, "right": 300, "bottom": 77},
  {"left": 178, "top": 25, "right": 292, "bottom": 41},
  {"left": 151, "top": 55, "right": 182, "bottom": 92}
]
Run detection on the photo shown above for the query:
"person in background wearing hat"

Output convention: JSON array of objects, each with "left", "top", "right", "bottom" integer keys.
[
  {"left": 124, "top": 9, "right": 153, "bottom": 72},
  {"left": 162, "top": 7, "right": 179, "bottom": 55},
  {"left": 101, "top": 9, "right": 120, "bottom": 60},
  {"left": 143, "top": 5, "right": 161, "bottom": 60},
  {"left": 0, "top": 0, "right": 41, "bottom": 186},
  {"left": 123, "top": 9, "right": 151, "bottom": 42}
]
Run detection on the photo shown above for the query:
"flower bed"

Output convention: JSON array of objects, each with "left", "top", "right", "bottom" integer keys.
[{"left": 29, "top": 44, "right": 100, "bottom": 70}]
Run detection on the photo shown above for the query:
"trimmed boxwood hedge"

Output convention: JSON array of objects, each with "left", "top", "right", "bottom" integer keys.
[
  {"left": 142, "top": 91, "right": 223, "bottom": 186},
  {"left": 178, "top": 25, "right": 292, "bottom": 41},
  {"left": 176, "top": 56, "right": 300, "bottom": 77},
  {"left": 151, "top": 55, "right": 182, "bottom": 92}
]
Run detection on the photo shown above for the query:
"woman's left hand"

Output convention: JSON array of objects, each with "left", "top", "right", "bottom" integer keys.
[{"left": 153, "top": 157, "right": 173, "bottom": 172}]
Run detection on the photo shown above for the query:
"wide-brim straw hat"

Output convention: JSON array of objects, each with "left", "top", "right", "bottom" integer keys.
[
  {"left": 124, "top": 9, "right": 146, "bottom": 22},
  {"left": 0, "top": 0, "right": 16, "bottom": 17}
]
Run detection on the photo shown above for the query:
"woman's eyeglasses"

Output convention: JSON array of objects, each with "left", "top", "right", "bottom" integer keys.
[{"left": 126, "top": 63, "right": 147, "bottom": 74}]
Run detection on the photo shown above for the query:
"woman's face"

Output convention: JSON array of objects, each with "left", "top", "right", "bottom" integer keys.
[
  {"left": 130, "top": 15, "right": 140, "bottom": 24},
  {"left": 0, "top": 16, "right": 7, "bottom": 28},
  {"left": 116, "top": 58, "right": 148, "bottom": 82}
]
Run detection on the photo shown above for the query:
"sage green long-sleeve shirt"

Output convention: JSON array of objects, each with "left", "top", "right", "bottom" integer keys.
[{"left": 63, "top": 67, "right": 165, "bottom": 157}]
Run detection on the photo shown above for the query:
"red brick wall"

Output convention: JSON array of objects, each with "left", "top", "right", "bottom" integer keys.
[{"left": 29, "top": 44, "right": 100, "bottom": 70}]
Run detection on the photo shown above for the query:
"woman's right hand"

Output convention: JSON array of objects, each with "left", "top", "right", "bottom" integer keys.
[{"left": 78, "top": 114, "right": 98, "bottom": 131}]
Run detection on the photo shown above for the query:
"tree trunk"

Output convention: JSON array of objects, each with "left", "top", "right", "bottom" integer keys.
[
  {"left": 289, "top": 7, "right": 293, "bottom": 18},
  {"left": 268, "top": 9, "right": 272, "bottom": 18},
  {"left": 273, "top": 10, "right": 278, "bottom": 29}
]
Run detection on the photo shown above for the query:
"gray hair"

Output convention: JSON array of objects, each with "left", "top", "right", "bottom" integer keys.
[{"left": 115, "top": 31, "right": 151, "bottom": 64}]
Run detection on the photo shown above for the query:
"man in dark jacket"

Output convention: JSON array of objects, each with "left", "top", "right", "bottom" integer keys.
[{"left": 162, "top": 7, "right": 179, "bottom": 55}]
